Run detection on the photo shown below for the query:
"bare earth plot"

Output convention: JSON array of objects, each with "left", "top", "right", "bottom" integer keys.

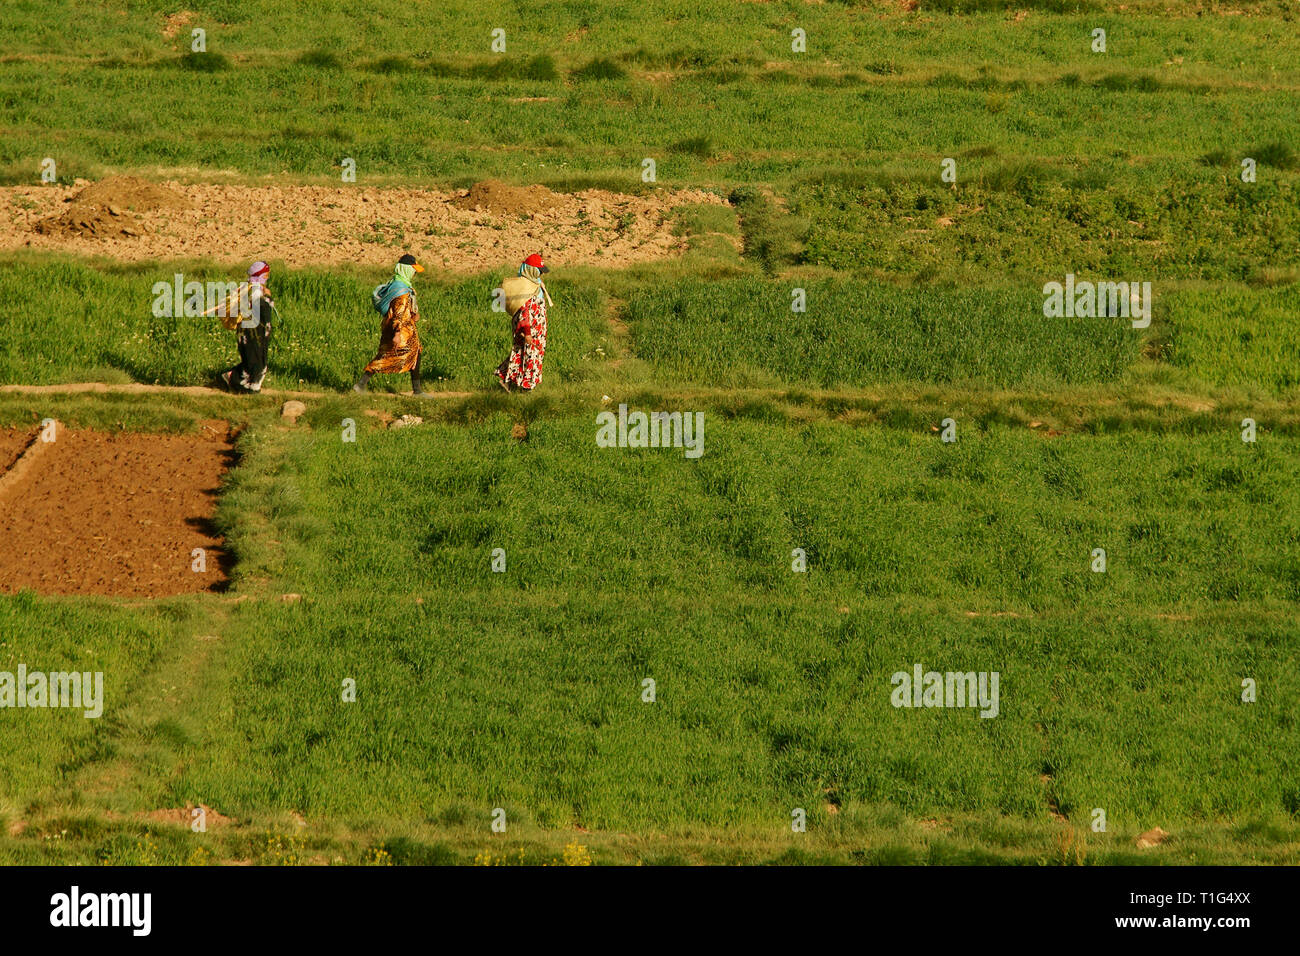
[
  {"left": 2, "top": 176, "right": 724, "bottom": 271},
  {"left": 0, "top": 421, "right": 234, "bottom": 597}
]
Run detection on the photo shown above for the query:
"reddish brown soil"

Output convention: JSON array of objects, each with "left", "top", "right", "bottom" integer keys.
[
  {"left": 0, "top": 423, "right": 234, "bottom": 597},
  {"left": 0, "top": 426, "right": 33, "bottom": 473}
]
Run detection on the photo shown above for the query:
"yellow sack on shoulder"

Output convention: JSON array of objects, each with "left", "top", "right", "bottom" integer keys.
[
  {"left": 202, "top": 284, "right": 249, "bottom": 330},
  {"left": 501, "top": 275, "right": 545, "bottom": 316}
]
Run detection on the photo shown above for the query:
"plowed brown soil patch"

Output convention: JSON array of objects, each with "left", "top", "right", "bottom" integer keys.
[
  {"left": 451, "top": 179, "right": 566, "bottom": 216},
  {"left": 5, "top": 178, "right": 725, "bottom": 272},
  {"left": 33, "top": 176, "right": 192, "bottom": 240},
  {"left": 0, "top": 424, "right": 234, "bottom": 597},
  {"left": 0, "top": 426, "right": 33, "bottom": 472}
]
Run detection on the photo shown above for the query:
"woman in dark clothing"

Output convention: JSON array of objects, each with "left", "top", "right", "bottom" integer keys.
[{"left": 215, "top": 260, "right": 274, "bottom": 394}]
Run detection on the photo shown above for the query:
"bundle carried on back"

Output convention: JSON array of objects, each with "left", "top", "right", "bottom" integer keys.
[
  {"left": 201, "top": 282, "right": 252, "bottom": 330},
  {"left": 501, "top": 256, "right": 553, "bottom": 316},
  {"left": 372, "top": 276, "right": 414, "bottom": 315}
]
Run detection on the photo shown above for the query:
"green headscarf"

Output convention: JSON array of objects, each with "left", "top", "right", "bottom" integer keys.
[{"left": 393, "top": 262, "right": 417, "bottom": 286}]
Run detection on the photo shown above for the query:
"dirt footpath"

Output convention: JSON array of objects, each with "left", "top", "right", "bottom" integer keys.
[
  {"left": 0, "top": 422, "right": 234, "bottom": 597},
  {"left": 2, "top": 176, "right": 725, "bottom": 272}
]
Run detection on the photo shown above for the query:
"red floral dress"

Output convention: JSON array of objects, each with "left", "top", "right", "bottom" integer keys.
[{"left": 496, "top": 296, "right": 547, "bottom": 390}]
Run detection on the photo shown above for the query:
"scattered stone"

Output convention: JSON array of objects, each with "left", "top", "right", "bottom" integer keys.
[
  {"left": 280, "top": 400, "right": 307, "bottom": 423},
  {"left": 280, "top": 593, "right": 302, "bottom": 603},
  {"left": 1136, "top": 826, "right": 1169, "bottom": 849},
  {"left": 511, "top": 422, "right": 528, "bottom": 441},
  {"left": 389, "top": 414, "right": 423, "bottom": 430},
  {"left": 161, "top": 11, "right": 197, "bottom": 40},
  {"left": 142, "top": 804, "right": 235, "bottom": 828}
]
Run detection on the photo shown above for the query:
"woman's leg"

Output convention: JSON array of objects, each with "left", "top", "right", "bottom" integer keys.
[
  {"left": 410, "top": 348, "right": 425, "bottom": 395},
  {"left": 242, "top": 324, "right": 271, "bottom": 392}
]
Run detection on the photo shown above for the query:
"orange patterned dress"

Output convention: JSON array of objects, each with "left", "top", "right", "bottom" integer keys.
[{"left": 364, "top": 288, "right": 421, "bottom": 375}]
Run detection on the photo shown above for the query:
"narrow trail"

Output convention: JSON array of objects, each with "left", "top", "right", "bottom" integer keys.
[
  {"left": 604, "top": 295, "right": 632, "bottom": 371},
  {"left": 3, "top": 382, "right": 1293, "bottom": 430},
  {"left": 0, "top": 382, "right": 474, "bottom": 400}
]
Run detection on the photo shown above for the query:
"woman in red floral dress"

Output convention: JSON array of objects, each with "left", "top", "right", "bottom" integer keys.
[{"left": 496, "top": 254, "right": 551, "bottom": 392}]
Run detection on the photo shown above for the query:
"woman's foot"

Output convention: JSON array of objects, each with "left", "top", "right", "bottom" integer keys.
[{"left": 496, "top": 375, "right": 511, "bottom": 393}]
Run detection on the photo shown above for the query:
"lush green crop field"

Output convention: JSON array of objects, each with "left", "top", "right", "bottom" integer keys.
[
  {"left": 4, "top": 262, "right": 1299, "bottom": 396},
  {"left": 3, "top": 2, "right": 1299, "bottom": 186},
  {"left": 2, "top": 1, "right": 1298, "bottom": 865},
  {"left": 3, "top": 404, "right": 1298, "bottom": 864},
  {"left": 4, "top": 0, "right": 1298, "bottom": 65},
  {"left": 794, "top": 173, "right": 1300, "bottom": 283},
  {"left": 627, "top": 277, "right": 1300, "bottom": 393},
  {"left": 628, "top": 277, "right": 1140, "bottom": 388}
]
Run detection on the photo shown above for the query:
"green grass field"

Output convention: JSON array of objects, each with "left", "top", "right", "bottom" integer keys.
[
  {"left": 2, "top": 1, "right": 1298, "bottom": 865},
  {"left": 3, "top": 398, "right": 1298, "bottom": 864}
]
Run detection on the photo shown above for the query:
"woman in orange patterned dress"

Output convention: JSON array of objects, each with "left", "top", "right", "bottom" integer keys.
[{"left": 353, "top": 254, "right": 426, "bottom": 395}]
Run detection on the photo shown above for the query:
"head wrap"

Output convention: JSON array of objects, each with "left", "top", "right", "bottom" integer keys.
[
  {"left": 394, "top": 253, "right": 422, "bottom": 286},
  {"left": 518, "top": 254, "right": 552, "bottom": 306},
  {"left": 248, "top": 261, "right": 270, "bottom": 286}
]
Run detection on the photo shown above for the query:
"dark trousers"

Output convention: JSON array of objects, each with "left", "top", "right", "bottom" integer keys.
[{"left": 227, "top": 320, "right": 272, "bottom": 393}]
